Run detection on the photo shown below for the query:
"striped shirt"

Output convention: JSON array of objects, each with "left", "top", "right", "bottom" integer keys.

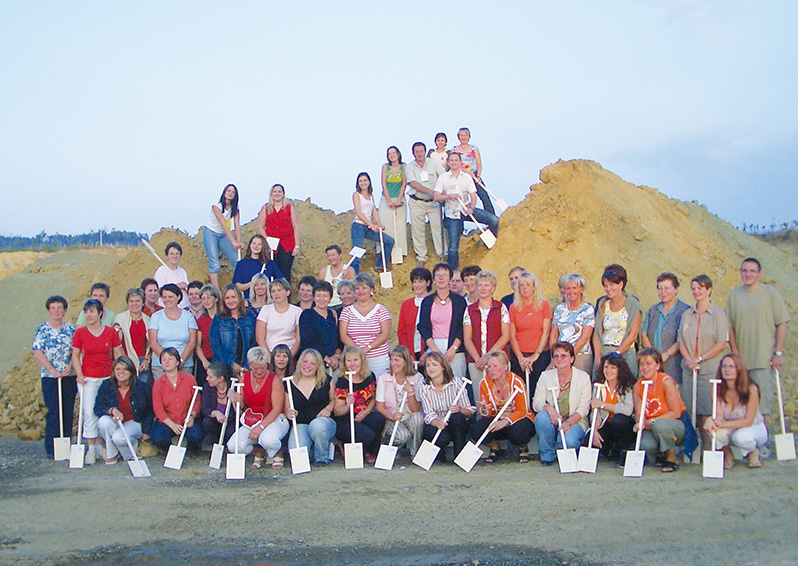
[
  {"left": 340, "top": 303, "right": 392, "bottom": 359},
  {"left": 416, "top": 376, "right": 475, "bottom": 425}
]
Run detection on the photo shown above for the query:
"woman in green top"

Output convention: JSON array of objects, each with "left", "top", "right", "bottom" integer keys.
[{"left": 378, "top": 145, "right": 407, "bottom": 258}]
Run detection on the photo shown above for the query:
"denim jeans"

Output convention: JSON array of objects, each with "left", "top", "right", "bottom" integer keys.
[
  {"left": 41, "top": 376, "right": 77, "bottom": 458},
  {"left": 151, "top": 420, "right": 204, "bottom": 452},
  {"left": 287, "top": 417, "right": 337, "bottom": 464},
  {"left": 202, "top": 227, "right": 239, "bottom": 274},
  {"left": 534, "top": 411, "right": 586, "bottom": 463},
  {"left": 475, "top": 182, "right": 495, "bottom": 215},
  {"left": 350, "top": 222, "right": 395, "bottom": 273}
]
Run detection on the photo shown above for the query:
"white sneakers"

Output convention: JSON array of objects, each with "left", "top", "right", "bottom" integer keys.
[{"left": 84, "top": 447, "right": 96, "bottom": 465}]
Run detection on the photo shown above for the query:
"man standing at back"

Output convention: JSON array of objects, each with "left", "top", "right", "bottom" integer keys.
[
  {"left": 406, "top": 141, "right": 445, "bottom": 268},
  {"left": 726, "top": 258, "right": 790, "bottom": 416}
]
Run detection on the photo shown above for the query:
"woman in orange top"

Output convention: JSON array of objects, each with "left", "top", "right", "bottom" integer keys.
[
  {"left": 633, "top": 348, "right": 686, "bottom": 472},
  {"left": 471, "top": 351, "right": 534, "bottom": 463},
  {"left": 508, "top": 270, "right": 551, "bottom": 395}
]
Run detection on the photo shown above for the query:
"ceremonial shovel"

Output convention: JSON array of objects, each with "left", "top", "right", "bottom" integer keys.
[
  {"left": 284, "top": 377, "right": 311, "bottom": 475},
  {"left": 117, "top": 419, "right": 150, "bottom": 478},
  {"left": 458, "top": 198, "right": 496, "bottom": 249},
  {"left": 164, "top": 385, "right": 202, "bottom": 470},
  {"left": 140, "top": 239, "right": 184, "bottom": 285},
  {"left": 69, "top": 391, "right": 86, "bottom": 469},
  {"left": 455, "top": 387, "right": 521, "bottom": 473},
  {"left": 375, "top": 391, "right": 408, "bottom": 471},
  {"left": 774, "top": 369, "right": 796, "bottom": 461},
  {"left": 209, "top": 379, "right": 235, "bottom": 470},
  {"left": 344, "top": 371, "right": 364, "bottom": 469},
  {"left": 53, "top": 380, "right": 71, "bottom": 461},
  {"left": 578, "top": 383, "right": 605, "bottom": 474},
  {"left": 474, "top": 177, "right": 509, "bottom": 213},
  {"left": 413, "top": 378, "right": 471, "bottom": 471},
  {"left": 378, "top": 228, "right": 393, "bottom": 289},
  {"left": 390, "top": 209, "right": 403, "bottom": 265},
  {"left": 524, "top": 369, "right": 531, "bottom": 410},
  {"left": 343, "top": 247, "right": 366, "bottom": 271},
  {"left": 624, "top": 380, "right": 652, "bottom": 478},
  {"left": 266, "top": 237, "right": 281, "bottom": 261},
  {"left": 703, "top": 379, "right": 724, "bottom": 479},
  {"left": 549, "top": 388, "right": 578, "bottom": 474},
  {"left": 226, "top": 381, "right": 246, "bottom": 479}
]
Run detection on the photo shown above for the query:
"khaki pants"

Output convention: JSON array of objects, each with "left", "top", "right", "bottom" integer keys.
[{"left": 407, "top": 196, "right": 442, "bottom": 262}]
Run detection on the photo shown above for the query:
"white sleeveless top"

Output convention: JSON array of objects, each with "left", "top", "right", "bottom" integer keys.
[
  {"left": 205, "top": 204, "right": 234, "bottom": 234},
  {"left": 325, "top": 264, "right": 344, "bottom": 306},
  {"left": 353, "top": 192, "right": 374, "bottom": 225}
]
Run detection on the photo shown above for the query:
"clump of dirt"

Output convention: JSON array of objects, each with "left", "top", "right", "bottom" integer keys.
[{"left": 2, "top": 159, "right": 796, "bottom": 435}]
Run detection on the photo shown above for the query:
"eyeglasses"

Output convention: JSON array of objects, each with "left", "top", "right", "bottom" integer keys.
[{"left": 552, "top": 353, "right": 571, "bottom": 360}]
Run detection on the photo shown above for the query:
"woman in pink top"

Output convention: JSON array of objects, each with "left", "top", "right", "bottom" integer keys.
[
  {"left": 339, "top": 273, "right": 392, "bottom": 377},
  {"left": 350, "top": 172, "right": 394, "bottom": 274},
  {"left": 255, "top": 278, "right": 302, "bottom": 358}
]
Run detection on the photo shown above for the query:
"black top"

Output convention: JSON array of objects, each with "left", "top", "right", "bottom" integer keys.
[
  {"left": 286, "top": 375, "right": 333, "bottom": 425},
  {"left": 299, "top": 307, "right": 338, "bottom": 358}
]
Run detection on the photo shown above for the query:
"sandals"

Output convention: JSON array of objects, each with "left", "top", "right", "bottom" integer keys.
[
  {"left": 661, "top": 460, "right": 680, "bottom": 473},
  {"left": 748, "top": 449, "right": 762, "bottom": 468},
  {"left": 251, "top": 456, "right": 265, "bottom": 470},
  {"left": 271, "top": 455, "right": 284, "bottom": 469},
  {"left": 518, "top": 446, "right": 530, "bottom": 464},
  {"left": 486, "top": 449, "right": 499, "bottom": 464}
]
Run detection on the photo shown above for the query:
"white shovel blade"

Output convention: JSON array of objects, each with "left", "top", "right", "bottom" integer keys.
[
  {"left": 266, "top": 237, "right": 280, "bottom": 251},
  {"left": 577, "top": 447, "right": 599, "bottom": 474},
  {"left": 289, "top": 446, "right": 311, "bottom": 475},
  {"left": 479, "top": 231, "right": 497, "bottom": 249},
  {"left": 379, "top": 271, "right": 393, "bottom": 289},
  {"left": 226, "top": 453, "right": 246, "bottom": 479},
  {"left": 374, "top": 445, "right": 398, "bottom": 470},
  {"left": 623, "top": 450, "right": 646, "bottom": 477},
  {"left": 69, "top": 444, "right": 85, "bottom": 469},
  {"left": 53, "top": 437, "right": 71, "bottom": 461},
  {"left": 495, "top": 199, "right": 509, "bottom": 213},
  {"left": 702, "top": 450, "right": 724, "bottom": 479},
  {"left": 127, "top": 459, "right": 151, "bottom": 478},
  {"left": 454, "top": 442, "right": 483, "bottom": 473},
  {"left": 412, "top": 440, "right": 440, "bottom": 471},
  {"left": 391, "top": 248, "right": 403, "bottom": 265},
  {"left": 163, "top": 445, "right": 186, "bottom": 470},
  {"left": 557, "top": 448, "right": 578, "bottom": 473},
  {"left": 775, "top": 433, "right": 796, "bottom": 461},
  {"left": 344, "top": 442, "right": 364, "bottom": 469},
  {"left": 209, "top": 443, "right": 224, "bottom": 469}
]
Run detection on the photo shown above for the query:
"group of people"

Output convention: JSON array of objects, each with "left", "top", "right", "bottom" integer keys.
[{"left": 34, "top": 237, "right": 789, "bottom": 474}]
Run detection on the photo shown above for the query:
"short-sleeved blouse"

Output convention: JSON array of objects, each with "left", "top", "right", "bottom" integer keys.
[
  {"left": 339, "top": 304, "right": 392, "bottom": 359},
  {"left": 148, "top": 309, "right": 198, "bottom": 368},
  {"left": 335, "top": 373, "right": 377, "bottom": 416},
  {"left": 72, "top": 325, "right": 122, "bottom": 378},
  {"left": 33, "top": 322, "right": 76, "bottom": 378},
  {"left": 257, "top": 303, "right": 302, "bottom": 351},
  {"left": 552, "top": 302, "right": 595, "bottom": 355}
]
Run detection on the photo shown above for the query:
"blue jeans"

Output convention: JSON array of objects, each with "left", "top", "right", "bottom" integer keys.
[
  {"left": 202, "top": 227, "right": 239, "bottom": 274},
  {"left": 443, "top": 209, "right": 500, "bottom": 270},
  {"left": 534, "top": 411, "right": 586, "bottom": 464},
  {"left": 287, "top": 417, "right": 337, "bottom": 464},
  {"left": 150, "top": 420, "right": 204, "bottom": 452},
  {"left": 475, "top": 182, "right": 495, "bottom": 215},
  {"left": 350, "top": 222, "right": 394, "bottom": 273},
  {"left": 41, "top": 376, "right": 77, "bottom": 458}
]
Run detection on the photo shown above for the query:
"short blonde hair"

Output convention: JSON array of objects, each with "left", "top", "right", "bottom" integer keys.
[
  {"left": 338, "top": 345, "right": 371, "bottom": 380},
  {"left": 475, "top": 269, "right": 498, "bottom": 289}
]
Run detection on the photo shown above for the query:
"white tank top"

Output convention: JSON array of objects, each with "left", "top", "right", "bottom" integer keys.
[
  {"left": 325, "top": 264, "right": 343, "bottom": 306},
  {"left": 354, "top": 192, "right": 374, "bottom": 225},
  {"left": 205, "top": 204, "right": 234, "bottom": 234}
]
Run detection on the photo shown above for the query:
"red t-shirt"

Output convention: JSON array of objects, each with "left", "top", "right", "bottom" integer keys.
[
  {"left": 72, "top": 326, "right": 122, "bottom": 378},
  {"left": 196, "top": 314, "right": 213, "bottom": 360},
  {"left": 128, "top": 318, "right": 147, "bottom": 358}
]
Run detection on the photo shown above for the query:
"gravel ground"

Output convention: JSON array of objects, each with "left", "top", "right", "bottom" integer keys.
[{"left": 1, "top": 435, "right": 796, "bottom": 566}]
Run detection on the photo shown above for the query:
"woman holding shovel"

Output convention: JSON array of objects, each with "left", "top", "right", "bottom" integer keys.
[
  {"left": 201, "top": 362, "right": 236, "bottom": 446},
  {"left": 285, "top": 349, "right": 337, "bottom": 466},
  {"left": 634, "top": 348, "right": 686, "bottom": 473},
  {"left": 350, "top": 172, "right": 394, "bottom": 274},
  {"left": 378, "top": 145, "right": 407, "bottom": 258},
  {"left": 375, "top": 346, "right": 424, "bottom": 456},
  {"left": 95, "top": 356, "right": 152, "bottom": 464},
  {"left": 150, "top": 348, "right": 204, "bottom": 456},
  {"left": 704, "top": 354, "right": 767, "bottom": 469},
  {"left": 590, "top": 353, "right": 636, "bottom": 466}
]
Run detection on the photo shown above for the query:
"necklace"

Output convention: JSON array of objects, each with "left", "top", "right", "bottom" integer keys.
[{"left": 437, "top": 292, "right": 449, "bottom": 305}]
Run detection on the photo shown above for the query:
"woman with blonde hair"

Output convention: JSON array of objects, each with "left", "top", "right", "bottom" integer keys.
[
  {"left": 509, "top": 271, "right": 551, "bottom": 395},
  {"left": 550, "top": 273, "right": 594, "bottom": 373},
  {"left": 375, "top": 346, "right": 424, "bottom": 455},
  {"left": 256, "top": 184, "right": 301, "bottom": 284}
]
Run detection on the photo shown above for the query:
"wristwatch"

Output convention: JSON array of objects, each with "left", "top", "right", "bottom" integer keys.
[{"left": 775, "top": 351, "right": 784, "bottom": 357}]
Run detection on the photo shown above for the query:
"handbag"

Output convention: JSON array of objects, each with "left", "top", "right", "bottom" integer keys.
[{"left": 241, "top": 408, "right": 265, "bottom": 428}]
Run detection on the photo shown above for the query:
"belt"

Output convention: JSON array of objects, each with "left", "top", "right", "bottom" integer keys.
[{"left": 408, "top": 193, "right": 434, "bottom": 203}]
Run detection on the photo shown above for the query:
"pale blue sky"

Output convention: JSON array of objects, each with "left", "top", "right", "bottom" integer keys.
[{"left": 2, "top": 1, "right": 796, "bottom": 237}]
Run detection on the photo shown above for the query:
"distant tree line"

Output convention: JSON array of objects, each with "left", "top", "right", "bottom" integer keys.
[
  {"left": 740, "top": 220, "right": 798, "bottom": 234},
  {"left": 0, "top": 230, "right": 147, "bottom": 252}
]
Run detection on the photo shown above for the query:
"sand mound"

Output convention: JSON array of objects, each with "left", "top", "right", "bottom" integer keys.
[{"left": 2, "top": 160, "right": 795, "bottom": 435}]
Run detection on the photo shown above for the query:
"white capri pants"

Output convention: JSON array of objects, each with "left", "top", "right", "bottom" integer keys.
[
  {"left": 97, "top": 415, "right": 142, "bottom": 460},
  {"left": 715, "top": 422, "right": 768, "bottom": 456},
  {"left": 227, "top": 414, "right": 289, "bottom": 457},
  {"left": 78, "top": 377, "right": 108, "bottom": 439}
]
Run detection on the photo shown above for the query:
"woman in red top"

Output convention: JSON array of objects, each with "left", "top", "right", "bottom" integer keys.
[
  {"left": 256, "top": 183, "right": 301, "bottom": 284},
  {"left": 227, "top": 346, "right": 288, "bottom": 470},
  {"left": 633, "top": 348, "right": 686, "bottom": 473},
  {"left": 396, "top": 267, "right": 431, "bottom": 360},
  {"left": 194, "top": 284, "right": 220, "bottom": 384},
  {"left": 150, "top": 348, "right": 203, "bottom": 454},
  {"left": 509, "top": 271, "right": 552, "bottom": 395},
  {"left": 113, "top": 288, "right": 152, "bottom": 384},
  {"left": 72, "top": 299, "right": 123, "bottom": 465}
]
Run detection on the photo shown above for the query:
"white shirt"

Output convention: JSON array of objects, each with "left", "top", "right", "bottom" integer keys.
[{"left": 433, "top": 170, "right": 476, "bottom": 219}]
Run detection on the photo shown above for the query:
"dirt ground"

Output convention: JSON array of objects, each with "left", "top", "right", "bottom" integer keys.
[{"left": 1, "top": 434, "right": 796, "bottom": 566}]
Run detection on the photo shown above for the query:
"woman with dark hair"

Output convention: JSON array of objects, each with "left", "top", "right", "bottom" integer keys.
[
  {"left": 299, "top": 280, "right": 340, "bottom": 369},
  {"left": 153, "top": 242, "right": 189, "bottom": 309},
  {"left": 590, "top": 353, "right": 636, "bottom": 466},
  {"left": 203, "top": 183, "right": 243, "bottom": 290},
  {"left": 375, "top": 346, "right": 424, "bottom": 455},
  {"left": 319, "top": 244, "right": 356, "bottom": 312},
  {"left": 339, "top": 273, "right": 393, "bottom": 377},
  {"left": 333, "top": 345, "right": 385, "bottom": 464},
  {"left": 416, "top": 351, "right": 475, "bottom": 462},
  {"left": 201, "top": 361, "right": 236, "bottom": 446},
  {"left": 592, "top": 264, "right": 642, "bottom": 378},
  {"left": 451, "top": 127, "right": 494, "bottom": 214},
  {"left": 397, "top": 267, "right": 432, "bottom": 359},
  {"left": 270, "top": 344, "right": 295, "bottom": 381},
  {"left": 71, "top": 299, "right": 123, "bottom": 465},
  {"left": 677, "top": 274, "right": 730, "bottom": 449},
  {"left": 148, "top": 283, "right": 198, "bottom": 381},
  {"left": 95, "top": 356, "right": 152, "bottom": 464},
  {"left": 296, "top": 275, "right": 317, "bottom": 311},
  {"left": 634, "top": 348, "right": 686, "bottom": 473},
  {"left": 150, "top": 348, "right": 203, "bottom": 455},
  {"left": 210, "top": 284, "right": 257, "bottom": 376},
  {"left": 641, "top": 272, "right": 690, "bottom": 381},
  {"left": 417, "top": 263, "right": 468, "bottom": 378},
  {"left": 33, "top": 295, "right": 77, "bottom": 459},
  {"left": 113, "top": 288, "right": 152, "bottom": 385},
  {"left": 705, "top": 354, "right": 767, "bottom": 468},
  {"left": 379, "top": 145, "right": 407, "bottom": 258},
  {"left": 232, "top": 235, "right": 284, "bottom": 301},
  {"left": 256, "top": 184, "right": 301, "bottom": 284},
  {"left": 256, "top": 278, "right": 302, "bottom": 357},
  {"left": 350, "top": 172, "right": 394, "bottom": 274},
  {"left": 427, "top": 132, "right": 449, "bottom": 170}
]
